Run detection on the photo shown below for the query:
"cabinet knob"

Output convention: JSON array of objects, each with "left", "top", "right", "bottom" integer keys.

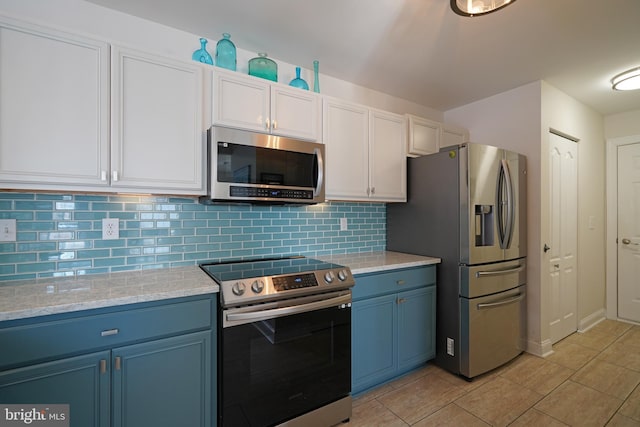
[
  {"left": 265, "top": 118, "right": 271, "bottom": 130},
  {"left": 272, "top": 120, "right": 277, "bottom": 129},
  {"left": 397, "top": 297, "right": 406, "bottom": 304}
]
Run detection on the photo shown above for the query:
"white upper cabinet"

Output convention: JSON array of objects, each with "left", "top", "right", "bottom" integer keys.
[
  {"left": 440, "top": 122, "right": 470, "bottom": 149},
  {"left": 212, "top": 69, "right": 321, "bottom": 141},
  {"left": 323, "top": 98, "right": 370, "bottom": 200},
  {"left": 0, "top": 18, "right": 110, "bottom": 190},
  {"left": 324, "top": 98, "right": 406, "bottom": 202},
  {"left": 407, "top": 115, "right": 440, "bottom": 157},
  {"left": 111, "top": 46, "right": 206, "bottom": 194},
  {"left": 369, "top": 109, "right": 407, "bottom": 202},
  {"left": 407, "top": 114, "right": 470, "bottom": 156}
]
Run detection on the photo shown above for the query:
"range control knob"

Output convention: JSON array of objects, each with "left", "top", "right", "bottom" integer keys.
[
  {"left": 338, "top": 269, "right": 349, "bottom": 281},
  {"left": 231, "top": 281, "right": 246, "bottom": 296},
  {"left": 324, "top": 271, "right": 335, "bottom": 283},
  {"left": 251, "top": 279, "right": 265, "bottom": 294}
]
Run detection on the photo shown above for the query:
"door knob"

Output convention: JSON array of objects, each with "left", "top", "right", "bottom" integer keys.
[
  {"left": 544, "top": 244, "right": 550, "bottom": 253},
  {"left": 621, "top": 238, "right": 638, "bottom": 245}
]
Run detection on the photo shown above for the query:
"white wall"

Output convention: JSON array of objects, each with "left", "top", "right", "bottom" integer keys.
[
  {"left": 0, "top": 0, "right": 442, "bottom": 121},
  {"left": 604, "top": 109, "right": 640, "bottom": 139},
  {"left": 445, "top": 82, "right": 544, "bottom": 353},
  {"left": 445, "top": 81, "right": 607, "bottom": 356}
]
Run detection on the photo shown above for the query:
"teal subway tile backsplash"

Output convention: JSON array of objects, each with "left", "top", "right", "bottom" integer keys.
[{"left": 0, "top": 192, "right": 386, "bottom": 281}]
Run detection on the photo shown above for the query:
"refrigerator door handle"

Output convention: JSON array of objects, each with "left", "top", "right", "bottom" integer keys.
[
  {"left": 475, "top": 264, "right": 525, "bottom": 278},
  {"left": 476, "top": 292, "right": 525, "bottom": 309},
  {"left": 497, "top": 159, "right": 515, "bottom": 249}
]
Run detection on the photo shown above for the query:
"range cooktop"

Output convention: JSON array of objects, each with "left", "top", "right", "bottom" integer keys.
[{"left": 200, "top": 256, "right": 354, "bottom": 308}]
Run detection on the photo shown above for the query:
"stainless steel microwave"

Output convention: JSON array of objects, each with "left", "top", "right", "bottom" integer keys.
[{"left": 200, "top": 126, "right": 325, "bottom": 204}]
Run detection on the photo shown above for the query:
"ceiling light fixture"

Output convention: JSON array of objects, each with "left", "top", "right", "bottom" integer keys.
[
  {"left": 611, "top": 67, "right": 640, "bottom": 91},
  {"left": 450, "top": 0, "right": 515, "bottom": 17}
]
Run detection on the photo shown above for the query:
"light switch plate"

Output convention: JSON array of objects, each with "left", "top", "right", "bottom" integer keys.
[
  {"left": 102, "top": 218, "right": 119, "bottom": 240},
  {"left": 0, "top": 219, "right": 17, "bottom": 242},
  {"left": 340, "top": 217, "right": 348, "bottom": 231}
]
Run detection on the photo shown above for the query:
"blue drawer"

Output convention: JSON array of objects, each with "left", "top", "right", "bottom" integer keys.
[
  {"left": 353, "top": 266, "right": 435, "bottom": 301},
  {"left": 0, "top": 296, "right": 213, "bottom": 370}
]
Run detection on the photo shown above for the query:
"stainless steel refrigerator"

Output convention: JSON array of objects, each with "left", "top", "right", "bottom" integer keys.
[{"left": 387, "top": 143, "right": 527, "bottom": 379}]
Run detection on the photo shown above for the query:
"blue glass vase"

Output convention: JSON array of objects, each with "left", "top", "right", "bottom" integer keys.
[
  {"left": 313, "top": 60, "right": 320, "bottom": 93},
  {"left": 192, "top": 38, "right": 213, "bottom": 65},
  {"left": 215, "top": 33, "right": 236, "bottom": 71},
  {"left": 249, "top": 53, "right": 277, "bottom": 82},
  {"left": 289, "top": 67, "right": 309, "bottom": 90}
]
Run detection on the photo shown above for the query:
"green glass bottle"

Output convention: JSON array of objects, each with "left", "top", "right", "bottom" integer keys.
[{"left": 249, "top": 53, "right": 277, "bottom": 82}]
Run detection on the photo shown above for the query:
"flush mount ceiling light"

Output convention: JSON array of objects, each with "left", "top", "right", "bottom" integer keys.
[
  {"left": 611, "top": 67, "right": 640, "bottom": 91},
  {"left": 451, "top": 0, "right": 515, "bottom": 17}
]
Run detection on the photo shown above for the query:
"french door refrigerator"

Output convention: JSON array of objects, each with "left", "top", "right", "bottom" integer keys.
[{"left": 387, "top": 143, "right": 527, "bottom": 379}]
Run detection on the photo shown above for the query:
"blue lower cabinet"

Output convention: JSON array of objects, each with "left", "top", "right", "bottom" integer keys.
[
  {"left": 352, "top": 266, "right": 436, "bottom": 395},
  {"left": 0, "top": 351, "right": 111, "bottom": 427},
  {"left": 112, "top": 331, "right": 211, "bottom": 427},
  {"left": 0, "top": 295, "right": 216, "bottom": 427}
]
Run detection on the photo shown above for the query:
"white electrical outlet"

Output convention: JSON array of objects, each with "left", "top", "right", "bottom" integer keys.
[
  {"left": 0, "top": 219, "right": 17, "bottom": 242},
  {"left": 340, "top": 217, "right": 348, "bottom": 231},
  {"left": 102, "top": 218, "right": 120, "bottom": 240},
  {"left": 447, "top": 338, "right": 454, "bottom": 356}
]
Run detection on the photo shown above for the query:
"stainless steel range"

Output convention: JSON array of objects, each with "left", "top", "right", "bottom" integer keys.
[{"left": 200, "top": 256, "right": 354, "bottom": 427}]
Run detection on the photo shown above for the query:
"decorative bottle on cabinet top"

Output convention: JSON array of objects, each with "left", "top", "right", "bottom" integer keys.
[
  {"left": 249, "top": 53, "right": 277, "bottom": 82},
  {"left": 192, "top": 38, "right": 213, "bottom": 65},
  {"left": 313, "top": 60, "right": 320, "bottom": 93},
  {"left": 215, "top": 33, "right": 236, "bottom": 71},
  {"left": 289, "top": 67, "right": 309, "bottom": 90}
]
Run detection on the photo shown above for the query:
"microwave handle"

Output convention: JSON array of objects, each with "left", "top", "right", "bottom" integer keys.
[{"left": 314, "top": 147, "right": 324, "bottom": 198}]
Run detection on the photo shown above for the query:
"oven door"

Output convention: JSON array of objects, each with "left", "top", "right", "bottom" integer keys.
[{"left": 219, "top": 291, "right": 351, "bottom": 427}]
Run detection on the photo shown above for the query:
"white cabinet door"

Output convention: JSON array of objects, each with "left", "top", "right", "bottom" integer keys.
[
  {"left": 0, "top": 18, "right": 109, "bottom": 190},
  {"left": 369, "top": 110, "right": 406, "bottom": 202},
  {"left": 212, "top": 69, "right": 270, "bottom": 133},
  {"left": 323, "top": 98, "right": 369, "bottom": 200},
  {"left": 441, "top": 123, "right": 469, "bottom": 149},
  {"left": 407, "top": 115, "right": 440, "bottom": 157},
  {"left": 271, "top": 86, "right": 321, "bottom": 141},
  {"left": 212, "top": 70, "right": 321, "bottom": 141},
  {"left": 111, "top": 46, "right": 205, "bottom": 194}
]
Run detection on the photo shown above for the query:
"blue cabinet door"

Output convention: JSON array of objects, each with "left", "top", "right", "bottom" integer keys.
[
  {"left": 0, "top": 351, "right": 110, "bottom": 427},
  {"left": 112, "top": 331, "right": 211, "bottom": 427},
  {"left": 351, "top": 293, "right": 397, "bottom": 394},
  {"left": 397, "top": 286, "right": 436, "bottom": 372}
]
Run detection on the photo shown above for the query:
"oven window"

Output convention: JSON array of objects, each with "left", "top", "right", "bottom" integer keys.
[
  {"left": 220, "top": 305, "right": 351, "bottom": 427},
  {"left": 217, "top": 142, "right": 318, "bottom": 187}
]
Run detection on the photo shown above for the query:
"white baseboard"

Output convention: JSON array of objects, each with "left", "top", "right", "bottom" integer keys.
[
  {"left": 578, "top": 309, "right": 606, "bottom": 333},
  {"left": 525, "top": 338, "right": 553, "bottom": 357}
]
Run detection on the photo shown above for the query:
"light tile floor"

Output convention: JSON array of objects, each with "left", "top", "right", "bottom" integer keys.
[{"left": 346, "top": 320, "right": 640, "bottom": 426}]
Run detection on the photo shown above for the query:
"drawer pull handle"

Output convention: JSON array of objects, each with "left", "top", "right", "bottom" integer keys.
[
  {"left": 101, "top": 328, "right": 119, "bottom": 337},
  {"left": 396, "top": 280, "right": 405, "bottom": 285},
  {"left": 100, "top": 359, "right": 107, "bottom": 374},
  {"left": 114, "top": 356, "right": 121, "bottom": 371}
]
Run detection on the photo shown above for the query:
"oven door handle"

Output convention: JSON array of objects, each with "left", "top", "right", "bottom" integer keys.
[{"left": 226, "top": 293, "right": 351, "bottom": 323}]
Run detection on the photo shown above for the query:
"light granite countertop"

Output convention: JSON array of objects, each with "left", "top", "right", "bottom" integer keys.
[
  {"left": 0, "top": 266, "right": 218, "bottom": 322},
  {"left": 317, "top": 251, "right": 440, "bottom": 275},
  {"left": 0, "top": 251, "right": 439, "bottom": 322}
]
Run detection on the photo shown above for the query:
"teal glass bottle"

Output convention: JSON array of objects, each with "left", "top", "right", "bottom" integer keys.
[
  {"left": 313, "top": 60, "right": 320, "bottom": 93},
  {"left": 215, "top": 33, "right": 236, "bottom": 71},
  {"left": 249, "top": 53, "right": 277, "bottom": 82},
  {"left": 192, "top": 38, "right": 213, "bottom": 65},
  {"left": 289, "top": 67, "right": 309, "bottom": 90}
]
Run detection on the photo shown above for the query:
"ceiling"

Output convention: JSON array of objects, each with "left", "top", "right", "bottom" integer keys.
[{"left": 85, "top": 0, "right": 640, "bottom": 116}]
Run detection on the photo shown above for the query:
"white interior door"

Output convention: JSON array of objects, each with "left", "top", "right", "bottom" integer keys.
[
  {"left": 548, "top": 133, "right": 578, "bottom": 343},
  {"left": 617, "top": 143, "right": 640, "bottom": 323}
]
